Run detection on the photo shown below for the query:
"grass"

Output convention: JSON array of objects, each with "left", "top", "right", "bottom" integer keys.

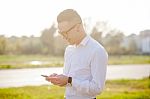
[
  {"left": 0, "top": 55, "right": 150, "bottom": 69},
  {"left": 0, "top": 55, "right": 64, "bottom": 69},
  {"left": 0, "top": 78, "right": 149, "bottom": 99},
  {"left": 99, "top": 78, "right": 150, "bottom": 99},
  {"left": 109, "top": 55, "right": 150, "bottom": 65}
]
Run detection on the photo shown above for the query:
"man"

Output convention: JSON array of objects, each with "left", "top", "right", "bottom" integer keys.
[{"left": 46, "top": 9, "right": 108, "bottom": 99}]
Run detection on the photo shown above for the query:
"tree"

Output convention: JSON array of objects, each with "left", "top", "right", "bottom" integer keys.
[
  {"left": 54, "top": 35, "right": 67, "bottom": 56},
  {"left": 91, "top": 26, "right": 102, "bottom": 43},
  {"left": 90, "top": 21, "right": 111, "bottom": 44},
  {"left": 40, "top": 24, "right": 56, "bottom": 55},
  {"left": 0, "top": 35, "right": 7, "bottom": 54},
  {"left": 128, "top": 39, "right": 138, "bottom": 54},
  {"left": 103, "top": 29, "right": 125, "bottom": 55}
]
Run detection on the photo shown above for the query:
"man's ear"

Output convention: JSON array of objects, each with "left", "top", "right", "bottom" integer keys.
[{"left": 76, "top": 24, "right": 81, "bottom": 32}]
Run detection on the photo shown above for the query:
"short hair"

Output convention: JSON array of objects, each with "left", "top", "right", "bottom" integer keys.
[{"left": 57, "top": 9, "right": 82, "bottom": 25}]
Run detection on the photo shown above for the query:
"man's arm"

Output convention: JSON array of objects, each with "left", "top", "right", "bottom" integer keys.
[
  {"left": 47, "top": 48, "right": 108, "bottom": 96},
  {"left": 72, "top": 48, "right": 108, "bottom": 96}
]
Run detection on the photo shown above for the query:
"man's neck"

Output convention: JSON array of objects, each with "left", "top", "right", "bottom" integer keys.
[{"left": 75, "top": 33, "right": 86, "bottom": 46}]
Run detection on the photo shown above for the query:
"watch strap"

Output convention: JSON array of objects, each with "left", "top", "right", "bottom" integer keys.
[{"left": 68, "top": 77, "right": 72, "bottom": 84}]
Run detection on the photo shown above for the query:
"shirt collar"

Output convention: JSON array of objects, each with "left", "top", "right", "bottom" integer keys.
[{"left": 76, "top": 35, "right": 90, "bottom": 47}]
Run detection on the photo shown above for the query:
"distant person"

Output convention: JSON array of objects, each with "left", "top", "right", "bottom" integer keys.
[{"left": 45, "top": 9, "right": 108, "bottom": 99}]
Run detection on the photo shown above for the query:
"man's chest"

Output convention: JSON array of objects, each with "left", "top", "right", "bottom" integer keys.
[{"left": 64, "top": 48, "right": 93, "bottom": 77}]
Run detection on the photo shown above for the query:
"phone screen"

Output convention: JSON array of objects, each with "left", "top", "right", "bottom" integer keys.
[{"left": 41, "top": 75, "right": 48, "bottom": 77}]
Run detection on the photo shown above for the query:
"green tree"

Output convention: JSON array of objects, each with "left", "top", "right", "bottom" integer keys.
[
  {"left": 91, "top": 26, "right": 102, "bottom": 43},
  {"left": 40, "top": 24, "right": 56, "bottom": 55},
  {"left": 0, "top": 35, "right": 7, "bottom": 54},
  {"left": 103, "top": 29, "right": 125, "bottom": 55},
  {"left": 54, "top": 35, "right": 67, "bottom": 56}
]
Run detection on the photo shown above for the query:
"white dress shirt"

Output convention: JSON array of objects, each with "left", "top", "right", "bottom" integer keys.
[{"left": 63, "top": 35, "right": 108, "bottom": 99}]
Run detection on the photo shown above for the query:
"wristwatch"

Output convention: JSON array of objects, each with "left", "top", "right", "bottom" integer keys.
[{"left": 67, "top": 77, "right": 72, "bottom": 86}]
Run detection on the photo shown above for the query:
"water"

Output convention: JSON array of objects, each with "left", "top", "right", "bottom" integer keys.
[
  {"left": 29, "top": 61, "right": 43, "bottom": 65},
  {"left": 0, "top": 64, "right": 149, "bottom": 88}
]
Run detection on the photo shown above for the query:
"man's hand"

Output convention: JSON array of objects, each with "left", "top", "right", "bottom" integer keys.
[
  {"left": 46, "top": 74, "right": 68, "bottom": 87},
  {"left": 45, "top": 73, "right": 58, "bottom": 82}
]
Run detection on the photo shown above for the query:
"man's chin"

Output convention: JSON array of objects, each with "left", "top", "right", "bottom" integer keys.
[{"left": 68, "top": 42, "right": 75, "bottom": 45}]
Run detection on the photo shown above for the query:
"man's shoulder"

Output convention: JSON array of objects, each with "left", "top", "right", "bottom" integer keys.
[
  {"left": 88, "top": 37, "right": 103, "bottom": 49},
  {"left": 88, "top": 37, "right": 107, "bottom": 54}
]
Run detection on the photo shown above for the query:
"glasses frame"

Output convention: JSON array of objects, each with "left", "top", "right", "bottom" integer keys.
[{"left": 58, "top": 22, "right": 81, "bottom": 38}]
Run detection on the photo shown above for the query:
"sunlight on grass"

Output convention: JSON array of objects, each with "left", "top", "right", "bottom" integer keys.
[{"left": 0, "top": 78, "right": 149, "bottom": 99}]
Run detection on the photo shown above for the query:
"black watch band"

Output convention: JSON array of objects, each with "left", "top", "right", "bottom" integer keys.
[{"left": 68, "top": 77, "right": 72, "bottom": 84}]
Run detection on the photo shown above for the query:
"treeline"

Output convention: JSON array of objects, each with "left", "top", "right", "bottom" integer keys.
[{"left": 0, "top": 22, "right": 147, "bottom": 56}]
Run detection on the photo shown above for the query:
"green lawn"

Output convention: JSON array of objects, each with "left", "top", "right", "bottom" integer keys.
[
  {"left": 109, "top": 55, "right": 150, "bottom": 65},
  {"left": 0, "top": 55, "right": 64, "bottom": 69},
  {"left": 0, "top": 55, "right": 149, "bottom": 69},
  {"left": 0, "top": 78, "right": 149, "bottom": 99}
]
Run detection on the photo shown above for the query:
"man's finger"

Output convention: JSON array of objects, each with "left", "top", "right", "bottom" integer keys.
[
  {"left": 49, "top": 73, "right": 58, "bottom": 77},
  {"left": 51, "top": 79, "right": 60, "bottom": 85}
]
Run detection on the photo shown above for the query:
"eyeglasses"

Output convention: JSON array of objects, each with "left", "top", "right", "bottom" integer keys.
[{"left": 58, "top": 23, "right": 81, "bottom": 38}]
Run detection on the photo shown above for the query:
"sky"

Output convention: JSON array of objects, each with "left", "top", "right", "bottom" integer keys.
[{"left": 0, "top": 0, "right": 150, "bottom": 37}]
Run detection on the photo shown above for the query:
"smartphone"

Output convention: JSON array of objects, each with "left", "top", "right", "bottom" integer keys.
[{"left": 41, "top": 75, "right": 48, "bottom": 77}]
